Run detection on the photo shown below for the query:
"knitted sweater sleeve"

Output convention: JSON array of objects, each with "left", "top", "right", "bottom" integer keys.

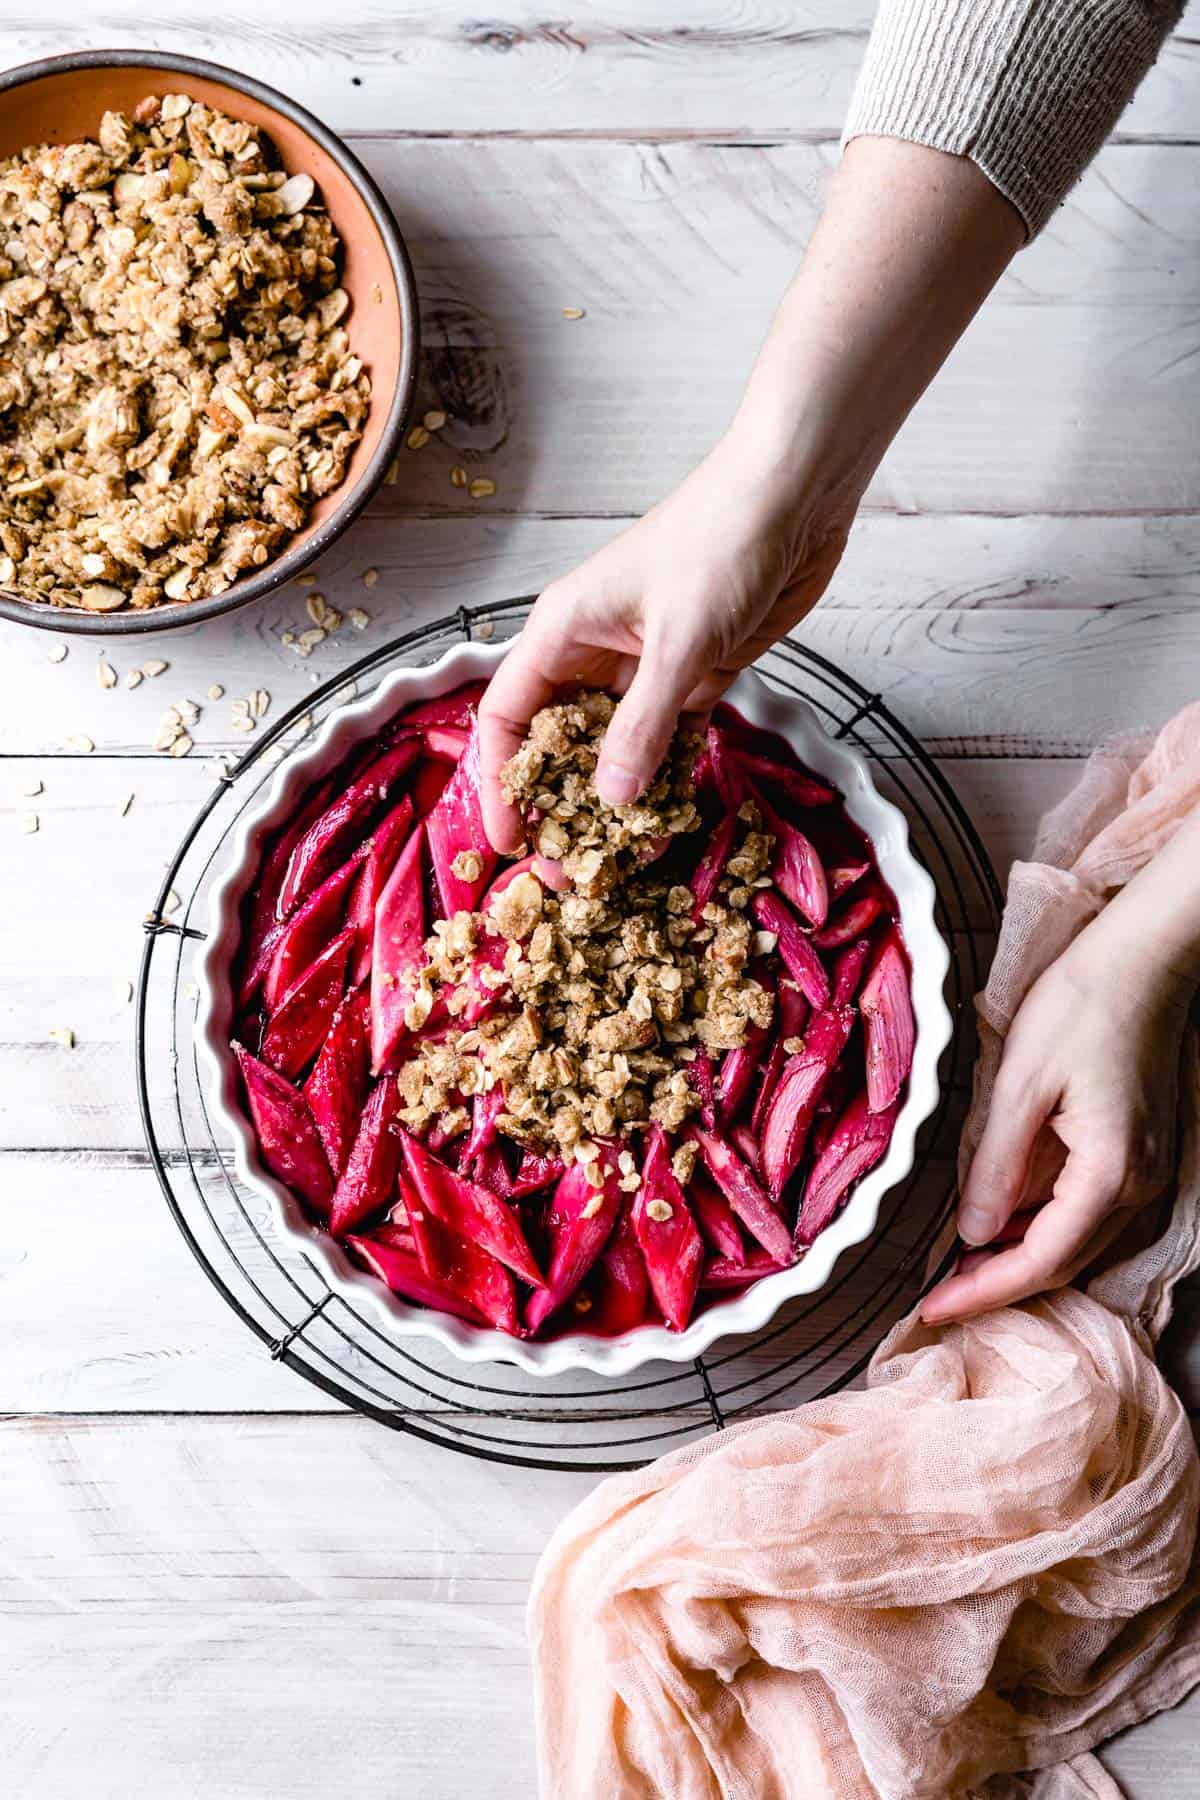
[{"left": 842, "top": 0, "right": 1184, "bottom": 236}]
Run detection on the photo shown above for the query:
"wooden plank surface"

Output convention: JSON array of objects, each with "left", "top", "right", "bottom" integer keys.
[
  {"left": 0, "top": 1, "right": 1193, "bottom": 139},
  {"left": 3, "top": 4, "right": 1200, "bottom": 1794}
]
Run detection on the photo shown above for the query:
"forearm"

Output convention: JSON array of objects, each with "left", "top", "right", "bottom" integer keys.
[
  {"left": 727, "top": 137, "right": 1024, "bottom": 512},
  {"left": 1075, "top": 807, "right": 1200, "bottom": 999}
]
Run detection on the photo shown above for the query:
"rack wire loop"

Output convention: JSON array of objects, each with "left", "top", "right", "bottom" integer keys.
[{"left": 137, "top": 601, "right": 1000, "bottom": 1473}]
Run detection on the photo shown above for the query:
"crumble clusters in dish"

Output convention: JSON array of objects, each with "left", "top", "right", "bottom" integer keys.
[
  {"left": 394, "top": 691, "right": 778, "bottom": 1170},
  {"left": 0, "top": 93, "right": 369, "bottom": 611}
]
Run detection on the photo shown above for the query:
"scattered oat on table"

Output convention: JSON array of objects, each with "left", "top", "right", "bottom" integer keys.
[
  {"left": 562, "top": 306, "right": 586, "bottom": 320},
  {"left": 250, "top": 688, "right": 270, "bottom": 720},
  {"left": 385, "top": 458, "right": 400, "bottom": 485},
  {"left": 450, "top": 465, "right": 468, "bottom": 489},
  {"left": 48, "top": 643, "right": 68, "bottom": 663},
  {"left": 163, "top": 889, "right": 180, "bottom": 915},
  {"left": 207, "top": 683, "right": 224, "bottom": 701},
  {"left": 476, "top": 618, "right": 495, "bottom": 641},
  {"left": 141, "top": 659, "right": 168, "bottom": 679},
  {"left": 407, "top": 425, "right": 430, "bottom": 451},
  {"left": 97, "top": 657, "right": 117, "bottom": 689},
  {"left": 422, "top": 409, "right": 447, "bottom": 431},
  {"left": 125, "top": 668, "right": 143, "bottom": 689},
  {"left": 66, "top": 733, "right": 94, "bottom": 754},
  {"left": 48, "top": 1027, "right": 75, "bottom": 1048},
  {"left": 361, "top": 567, "right": 378, "bottom": 589},
  {"left": 469, "top": 478, "right": 496, "bottom": 500},
  {"left": 347, "top": 607, "right": 370, "bottom": 632},
  {"left": 170, "top": 734, "right": 194, "bottom": 757},
  {"left": 18, "top": 812, "right": 38, "bottom": 833}
]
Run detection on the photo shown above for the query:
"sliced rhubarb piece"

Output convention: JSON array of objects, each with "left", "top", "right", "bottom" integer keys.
[
  {"left": 403, "top": 1188, "right": 522, "bottom": 1333},
  {"left": 396, "top": 683, "right": 486, "bottom": 731},
  {"left": 812, "top": 889, "right": 887, "bottom": 951},
  {"left": 760, "top": 1004, "right": 856, "bottom": 1200},
  {"left": 347, "top": 794, "right": 415, "bottom": 985},
  {"left": 589, "top": 1205, "right": 651, "bottom": 1335},
  {"left": 471, "top": 1141, "right": 516, "bottom": 1200},
  {"left": 634, "top": 1125, "right": 704, "bottom": 1331},
  {"left": 525, "top": 1157, "right": 622, "bottom": 1334},
  {"left": 238, "top": 777, "right": 334, "bottom": 1004},
  {"left": 279, "top": 738, "right": 420, "bottom": 916},
  {"left": 831, "top": 935, "right": 875, "bottom": 1006},
  {"left": 399, "top": 1131, "right": 544, "bottom": 1287},
  {"left": 346, "top": 1232, "right": 487, "bottom": 1325},
  {"left": 731, "top": 1122, "right": 762, "bottom": 1171},
  {"left": 303, "top": 986, "right": 371, "bottom": 1177},
  {"left": 370, "top": 823, "right": 427, "bottom": 1072},
  {"left": 859, "top": 932, "right": 915, "bottom": 1113},
  {"left": 701, "top": 1247, "right": 788, "bottom": 1290},
  {"left": 234, "top": 1042, "right": 333, "bottom": 1218},
  {"left": 732, "top": 747, "right": 835, "bottom": 809},
  {"left": 689, "top": 1170, "right": 746, "bottom": 1265},
  {"left": 686, "top": 1124, "right": 794, "bottom": 1264},
  {"left": 509, "top": 1147, "right": 567, "bottom": 1197},
  {"left": 703, "top": 724, "right": 749, "bottom": 811},
  {"left": 448, "top": 929, "right": 510, "bottom": 1027},
  {"left": 423, "top": 725, "right": 469, "bottom": 762},
  {"left": 750, "top": 980, "right": 810, "bottom": 1138},
  {"left": 752, "top": 890, "right": 830, "bottom": 1009},
  {"left": 795, "top": 1091, "right": 899, "bottom": 1246},
  {"left": 764, "top": 808, "right": 828, "bottom": 928},
  {"left": 426, "top": 721, "right": 497, "bottom": 919},
  {"left": 688, "top": 1049, "right": 717, "bottom": 1130},
  {"left": 264, "top": 843, "right": 368, "bottom": 1011},
  {"left": 828, "top": 860, "right": 871, "bottom": 902},
  {"left": 689, "top": 811, "right": 738, "bottom": 921},
  {"left": 411, "top": 755, "right": 457, "bottom": 819},
  {"left": 261, "top": 928, "right": 354, "bottom": 1080},
  {"left": 462, "top": 1082, "right": 505, "bottom": 1168},
  {"left": 717, "top": 981, "right": 774, "bottom": 1122},
  {"left": 328, "top": 1073, "right": 403, "bottom": 1235}
]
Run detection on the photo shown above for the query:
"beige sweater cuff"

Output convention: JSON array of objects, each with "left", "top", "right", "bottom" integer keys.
[{"left": 843, "top": 0, "right": 1183, "bottom": 237}]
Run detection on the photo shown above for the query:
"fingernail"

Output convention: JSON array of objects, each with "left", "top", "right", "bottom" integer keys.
[
  {"left": 957, "top": 1204, "right": 997, "bottom": 1246},
  {"left": 595, "top": 762, "right": 642, "bottom": 805}
]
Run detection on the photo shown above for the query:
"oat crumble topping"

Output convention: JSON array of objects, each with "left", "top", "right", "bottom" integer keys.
[
  {"left": 393, "top": 691, "right": 778, "bottom": 1161},
  {"left": 0, "top": 93, "right": 370, "bottom": 611}
]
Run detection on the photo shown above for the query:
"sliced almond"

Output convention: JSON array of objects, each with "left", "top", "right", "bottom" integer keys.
[
  {"left": 163, "top": 567, "right": 191, "bottom": 600},
  {"left": 276, "top": 172, "right": 315, "bottom": 216},
  {"left": 78, "top": 582, "right": 126, "bottom": 612},
  {"left": 81, "top": 552, "right": 107, "bottom": 577},
  {"left": 160, "top": 93, "right": 192, "bottom": 121},
  {"left": 0, "top": 554, "right": 15, "bottom": 584},
  {"left": 317, "top": 287, "right": 349, "bottom": 331}
]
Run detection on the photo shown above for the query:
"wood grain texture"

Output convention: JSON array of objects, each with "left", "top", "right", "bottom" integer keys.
[{"left": 0, "top": 2, "right": 1194, "bottom": 139}]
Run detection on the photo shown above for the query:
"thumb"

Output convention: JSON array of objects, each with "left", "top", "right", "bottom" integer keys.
[{"left": 594, "top": 638, "right": 702, "bottom": 805}]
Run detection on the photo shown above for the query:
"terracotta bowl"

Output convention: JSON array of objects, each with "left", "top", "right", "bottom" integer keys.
[{"left": 0, "top": 50, "right": 419, "bottom": 636}]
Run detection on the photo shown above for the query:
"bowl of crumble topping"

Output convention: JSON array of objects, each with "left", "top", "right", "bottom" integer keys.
[
  {"left": 0, "top": 50, "right": 418, "bottom": 633},
  {"left": 197, "top": 637, "right": 952, "bottom": 1376}
]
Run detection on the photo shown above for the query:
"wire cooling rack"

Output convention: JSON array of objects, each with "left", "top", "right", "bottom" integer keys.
[{"left": 137, "top": 598, "right": 1002, "bottom": 1472}]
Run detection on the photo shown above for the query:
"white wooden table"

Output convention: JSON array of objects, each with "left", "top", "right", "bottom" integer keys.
[{"left": 3, "top": 6, "right": 1200, "bottom": 1793}]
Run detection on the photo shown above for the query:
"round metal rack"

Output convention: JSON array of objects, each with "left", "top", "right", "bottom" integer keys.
[{"left": 137, "top": 598, "right": 1002, "bottom": 1472}]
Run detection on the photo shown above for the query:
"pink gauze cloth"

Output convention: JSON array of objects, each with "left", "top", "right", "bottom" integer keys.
[{"left": 528, "top": 702, "right": 1200, "bottom": 1800}]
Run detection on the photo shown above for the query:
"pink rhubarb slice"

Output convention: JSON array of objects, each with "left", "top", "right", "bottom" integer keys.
[
  {"left": 396, "top": 683, "right": 486, "bottom": 732},
  {"left": 812, "top": 889, "right": 887, "bottom": 951},
  {"left": 701, "top": 1247, "right": 787, "bottom": 1290},
  {"left": 689, "top": 1049, "right": 718, "bottom": 1130},
  {"left": 688, "top": 1170, "right": 746, "bottom": 1265},
  {"left": 795, "top": 1091, "right": 899, "bottom": 1246},
  {"left": 264, "top": 843, "right": 368, "bottom": 1011},
  {"left": 859, "top": 932, "right": 915, "bottom": 1113},
  {"left": 329, "top": 1073, "right": 403, "bottom": 1235},
  {"left": 732, "top": 748, "right": 834, "bottom": 809},
  {"left": 686, "top": 1124, "right": 794, "bottom": 1265},
  {"left": 422, "top": 724, "right": 469, "bottom": 762},
  {"left": 751, "top": 890, "right": 830, "bottom": 1009},
  {"left": 234, "top": 1042, "right": 333, "bottom": 1218},
  {"left": 689, "top": 810, "right": 739, "bottom": 922},
  {"left": 634, "top": 1125, "right": 704, "bottom": 1331},
  {"left": 346, "top": 794, "right": 415, "bottom": 985},
  {"left": 346, "top": 1232, "right": 487, "bottom": 1325},
  {"left": 399, "top": 1131, "right": 544, "bottom": 1287},
  {"left": 524, "top": 1157, "right": 622, "bottom": 1334},
  {"left": 589, "top": 1205, "right": 651, "bottom": 1335},
  {"left": 717, "top": 986, "right": 774, "bottom": 1123},
  {"left": 402, "top": 1180, "right": 521, "bottom": 1334},
  {"left": 426, "top": 721, "right": 497, "bottom": 919},
  {"left": 260, "top": 928, "right": 354, "bottom": 1081},
  {"left": 303, "top": 985, "right": 371, "bottom": 1178},
  {"left": 759, "top": 1004, "right": 856, "bottom": 1201},
  {"left": 237, "top": 777, "right": 334, "bottom": 1005},
  {"left": 831, "top": 935, "right": 875, "bottom": 1006},
  {"left": 279, "top": 738, "right": 419, "bottom": 916},
  {"left": 370, "top": 823, "right": 427, "bottom": 1072},
  {"left": 462, "top": 1082, "right": 505, "bottom": 1169},
  {"left": 750, "top": 980, "right": 810, "bottom": 1137}
]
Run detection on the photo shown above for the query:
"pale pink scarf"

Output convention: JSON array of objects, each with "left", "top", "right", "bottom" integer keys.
[{"left": 529, "top": 704, "right": 1200, "bottom": 1799}]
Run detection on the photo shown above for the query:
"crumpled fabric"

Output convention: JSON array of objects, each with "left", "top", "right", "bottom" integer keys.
[{"left": 529, "top": 703, "right": 1200, "bottom": 1799}]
